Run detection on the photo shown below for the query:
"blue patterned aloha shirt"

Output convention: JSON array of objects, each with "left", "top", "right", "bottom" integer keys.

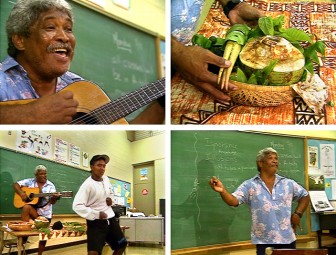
[
  {"left": 17, "top": 178, "right": 57, "bottom": 219},
  {"left": 0, "top": 56, "right": 83, "bottom": 102},
  {"left": 232, "top": 174, "right": 309, "bottom": 244},
  {"left": 171, "top": 0, "right": 207, "bottom": 44}
]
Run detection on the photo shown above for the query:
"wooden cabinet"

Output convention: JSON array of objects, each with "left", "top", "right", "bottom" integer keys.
[{"left": 119, "top": 217, "right": 164, "bottom": 244}]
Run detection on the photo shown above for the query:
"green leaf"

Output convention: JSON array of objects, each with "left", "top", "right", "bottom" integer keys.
[
  {"left": 283, "top": 28, "right": 312, "bottom": 43},
  {"left": 272, "top": 15, "right": 285, "bottom": 33},
  {"left": 191, "top": 34, "right": 212, "bottom": 49},
  {"left": 225, "top": 32, "right": 247, "bottom": 45},
  {"left": 263, "top": 60, "right": 278, "bottom": 77},
  {"left": 247, "top": 73, "right": 258, "bottom": 84},
  {"left": 305, "top": 61, "right": 315, "bottom": 74},
  {"left": 258, "top": 16, "right": 274, "bottom": 36},
  {"left": 230, "top": 68, "right": 247, "bottom": 83}
]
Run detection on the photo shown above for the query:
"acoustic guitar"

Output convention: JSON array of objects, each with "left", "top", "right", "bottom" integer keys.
[
  {"left": 14, "top": 187, "right": 73, "bottom": 208},
  {"left": 1, "top": 78, "right": 165, "bottom": 124}
]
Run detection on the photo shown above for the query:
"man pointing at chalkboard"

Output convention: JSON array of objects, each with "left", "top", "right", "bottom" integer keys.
[
  {"left": 209, "top": 147, "right": 310, "bottom": 255},
  {"left": 0, "top": 0, "right": 164, "bottom": 124}
]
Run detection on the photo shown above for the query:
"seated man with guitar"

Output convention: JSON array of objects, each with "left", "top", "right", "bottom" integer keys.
[
  {"left": 13, "top": 165, "right": 61, "bottom": 255},
  {"left": 0, "top": 0, "right": 165, "bottom": 124}
]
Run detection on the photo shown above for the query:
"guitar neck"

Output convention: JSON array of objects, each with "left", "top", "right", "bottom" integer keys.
[
  {"left": 33, "top": 193, "right": 58, "bottom": 198},
  {"left": 92, "top": 78, "right": 165, "bottom": 124}
]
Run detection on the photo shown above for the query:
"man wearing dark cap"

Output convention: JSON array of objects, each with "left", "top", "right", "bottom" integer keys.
[{"left": 73, "top": 155, "right": 127, "bottom": 255}]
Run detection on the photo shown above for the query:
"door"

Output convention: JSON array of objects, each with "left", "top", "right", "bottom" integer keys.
[{"left": 133, "top": 163, "right": 155, "bottom": 216}]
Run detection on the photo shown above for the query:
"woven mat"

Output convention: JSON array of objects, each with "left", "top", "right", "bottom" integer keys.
[{"left": 171, "top": 0, "right": 336, "bottom": 125}]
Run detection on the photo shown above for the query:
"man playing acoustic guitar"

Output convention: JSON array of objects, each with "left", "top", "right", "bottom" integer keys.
[
  {"left": 0, "top": 0, "right": 165, "bottom": 124},
  {"left": 13, "top": 164, "right": 60, "bottom": 255}
]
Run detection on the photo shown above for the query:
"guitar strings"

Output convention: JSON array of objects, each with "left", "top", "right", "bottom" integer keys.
[
  {"left": 68, "top": 78, "right": 165, "bottom": 124},
  {"left": 69, "top": 84, "right": 164, "bottom": 124}
]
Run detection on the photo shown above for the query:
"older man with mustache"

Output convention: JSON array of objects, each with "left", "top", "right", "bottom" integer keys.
[
  {"left": 209, "top": 147, "right": 310, "bottom": 255},
  {"left": 0, "top": 0, "right": 164, "bottom": 124}
]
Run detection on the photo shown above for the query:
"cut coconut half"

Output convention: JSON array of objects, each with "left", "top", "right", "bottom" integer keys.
[{"left": 239, "top": 35, "right": 305, "bottom": 85}]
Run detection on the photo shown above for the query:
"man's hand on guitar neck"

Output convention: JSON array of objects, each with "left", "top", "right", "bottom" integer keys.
[
  {"left": 0, "top": 91, "right": 78, "bottom": 124},
  {"left": 50, "top": 193, "right": 61, "bottom": 204}
]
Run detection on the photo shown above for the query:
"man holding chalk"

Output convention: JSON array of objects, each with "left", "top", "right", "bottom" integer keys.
[{"left": 209, "top": 147, "right": 310, "bottom": 255}]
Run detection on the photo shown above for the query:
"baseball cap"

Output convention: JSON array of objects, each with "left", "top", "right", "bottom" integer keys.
[{"left": 90, "top": 155, "right": 110, "bottom": 165}]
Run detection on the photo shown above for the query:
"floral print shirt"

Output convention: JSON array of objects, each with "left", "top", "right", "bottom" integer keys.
[
  {"left": 0, "top": 56, "right": 83, "bottom": 102},
  {"left": 171, "top": 0, "right": 206, "bottom": 44},
  {"left": 17, "top": 178, "right": 57, "bottom": 219},
  {"left": 232, "top": 174, "right": 308, "bottom": 244}
]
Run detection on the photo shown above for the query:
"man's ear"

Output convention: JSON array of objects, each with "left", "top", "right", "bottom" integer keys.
[{"left": 12, "top": 34, "right": 26, "bottom": 51}]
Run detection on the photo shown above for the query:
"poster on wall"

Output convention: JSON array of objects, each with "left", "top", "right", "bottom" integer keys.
[
  {"left": 69, "top": 143, "right": 80, "bottom": 166},
  {"left": 16, "top": 130, "right": 52, "bottom": 159},
  {"left": 308, "top": 146, "right": 318, "bottom": 168},
  {"left": 54, "top": 138, "right": 68, "bottom": 163},
  {"left": 83, "top": 152, "right": 89, "bottom": 168},
  {"left": 140, "top": 168, "right": 148, "bottom": 180},
  {"left": 320, "top": 144, "right": 335, "bottom": 178}
]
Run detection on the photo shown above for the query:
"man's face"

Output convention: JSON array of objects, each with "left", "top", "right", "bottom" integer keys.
[
  {"left": 17, "top": 9, "right": 76, "bottom": 80},
  {"left": 35, "top": 170, "right": 47, "bottom": 184},
  {"left": 90, "top": 159, "right": 107, "bottom": 179},
  {"left": 259, "top": 153, "right": 278, "bottom": 174}
]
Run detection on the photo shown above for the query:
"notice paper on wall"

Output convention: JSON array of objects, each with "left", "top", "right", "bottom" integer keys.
[{"left": 309, "top": 190, "right": 334, "bottom": 212}]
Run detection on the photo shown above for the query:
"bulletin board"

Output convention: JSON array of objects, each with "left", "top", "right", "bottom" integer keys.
[
  {"left": 308, "top": 138, "right": 336, "bottom": 200},
  {"left": 109, "top": 177, "right": 131, "bottom": 208}
]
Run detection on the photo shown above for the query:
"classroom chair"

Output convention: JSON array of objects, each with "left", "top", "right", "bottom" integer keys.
[
  {"left": 4, "top": 238, "right": 26, "bottom": 255},
  {"left": 270, "top": 248, "right": 328, "bottom": 255}
]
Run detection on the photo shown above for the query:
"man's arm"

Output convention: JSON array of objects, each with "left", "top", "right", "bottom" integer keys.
[
  {"left": 0, "top": 91, "right": 78, "bottom": 124},
  {"left": 291, "top": 194, "right": 310, "bottom": 232},
  {"left": 294, "top": 194, "right": 310, "bottom": 216},
  {"left": 209, "top": 176, "right": 239, "bottom": 206}
]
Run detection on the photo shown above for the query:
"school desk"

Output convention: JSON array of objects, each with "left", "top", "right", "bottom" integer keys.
[
  {"left": 270, "top": 248, "right": 328, "bottom": 255},
  {"left": 317, "top": 210, "right": 336, "bottom": 248},
  {"left": 171, "top": 0, "right": 336, "bottom": 125},
  {"left": 0, "top": 226, "right": 39, "bottom": 255},
  {"left": 0, "top": 225, "right": 130, "bottom": 255}
]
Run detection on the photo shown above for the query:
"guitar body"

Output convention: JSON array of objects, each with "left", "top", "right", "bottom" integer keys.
[
  {"left": 62, "top": 82, "right": 128, "bottom": 124},
  {"left": 13, "top": 187, "right": 73, "bottom": 208},
  {"left": 0, "top": 78, "right": 165, "bottom": 124},
  {"left": 14, "top": 187, "right": 40, "bottom": 208}
]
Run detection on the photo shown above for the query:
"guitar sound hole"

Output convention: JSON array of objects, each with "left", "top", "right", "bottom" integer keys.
[{"left": 72, "top": 112, "right": 100, "bottom": 124}]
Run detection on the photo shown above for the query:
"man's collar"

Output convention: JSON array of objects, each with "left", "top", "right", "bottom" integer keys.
[{"left": 2, "top": 56, "right": 21, "bottom": 72}]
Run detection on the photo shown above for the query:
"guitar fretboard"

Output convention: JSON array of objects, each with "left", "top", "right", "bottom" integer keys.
[{"left": 72, "top": 77, "right": 165, "bottom": 124}]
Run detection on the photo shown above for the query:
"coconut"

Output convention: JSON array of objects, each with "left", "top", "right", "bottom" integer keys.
[
  {"left": 239, "top": 35, "right": 305, "bottom": 85},
  {"left": 34, "top": 216, "right": 50, "bottom": 229}
]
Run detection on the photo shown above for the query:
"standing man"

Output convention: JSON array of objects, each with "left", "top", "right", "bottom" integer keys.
[
  {"left": 209, "top": 147, "right": 310, "bottom": 255},
  {"left": 13, "top": 164, "right": 60, "bottom": 255},
  {"left": 0, "top": 0, "right": 164, "bottom": 124},
  {"left": 73, "top": 155, "right": 127, "bottom": 255}
]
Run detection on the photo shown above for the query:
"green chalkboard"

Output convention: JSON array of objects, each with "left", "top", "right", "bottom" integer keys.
[
  {"left": 171, "top": 131, "right": 307, "bottom": 250},
  {"left": 0, "top": 148, "right": 90, "bottom": 214},
  {"left": 0, "top": 0, "right": 159, "bottom": 121}
]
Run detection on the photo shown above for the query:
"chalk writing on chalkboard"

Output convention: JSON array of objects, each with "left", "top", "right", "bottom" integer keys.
[{"left": 171, "top": 131, "right": 306, "bottom": 250}]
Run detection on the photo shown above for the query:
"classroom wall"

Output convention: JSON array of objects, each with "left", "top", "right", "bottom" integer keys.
[
  {"left": 131, "top": 133, "right": 166, "bottom": 215},
  {"left": 265, "top": 130, "right": 336, "bottom": 139},
  {"left": 74, "top": 0, "right": 165, "bottom": 38}
]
